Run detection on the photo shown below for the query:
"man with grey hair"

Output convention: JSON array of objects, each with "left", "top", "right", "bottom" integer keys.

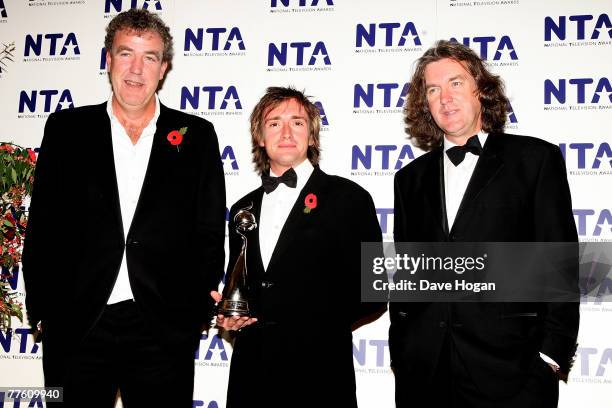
[{"left": 23, "top": 9, "right": 225, "bottom": 407}]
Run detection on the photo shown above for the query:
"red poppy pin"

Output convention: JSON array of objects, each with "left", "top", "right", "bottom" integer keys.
[
  {"left": 303, "top": 193, "right": 317, "bottom": 214},
  {"left": 167, "top": 127, "right": 188, "bottom": 152}
]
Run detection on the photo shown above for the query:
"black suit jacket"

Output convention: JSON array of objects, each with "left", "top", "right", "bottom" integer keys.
[
  {"left": 390, "top": 133, "right": 579, "bottom": 399},
  {"left": 225, "top": 166, "right": 384, "bottom": 408},
  {"left": 22, "top": 102, "right": 226, "bottom": 353}
]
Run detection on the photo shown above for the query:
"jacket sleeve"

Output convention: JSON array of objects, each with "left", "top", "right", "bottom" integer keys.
[
  {"left": 532, "top": 144, "right": 579, "bottom": 376},
  {"left": 22, "top": 113, "right": 62, "bottom": 327}
]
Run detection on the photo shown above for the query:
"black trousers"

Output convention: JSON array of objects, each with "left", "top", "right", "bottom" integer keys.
[
  {"left": 42, "top": 300, "right": 195, "bottom": 407},
  {"left": 394, "top": 334, "right": 559, "bottom": 408}
]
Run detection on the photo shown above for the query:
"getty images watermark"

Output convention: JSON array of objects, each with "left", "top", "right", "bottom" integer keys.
[{"left": 361, "top": 242, "right": 611, "bottom": 302}]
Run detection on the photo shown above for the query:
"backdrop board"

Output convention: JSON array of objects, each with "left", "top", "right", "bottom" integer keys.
[{"left": 0, "top": 1, "right": 610, "bottom": 407}]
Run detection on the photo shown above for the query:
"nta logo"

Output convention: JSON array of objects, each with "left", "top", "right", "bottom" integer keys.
[
  {"left": 573, "top": 209, "right": 612, "bottom": 237},
  {"left": 24, "top": 33, "right": 80, "bottom": 56},
  {"left": 575, "top": 347, "right": 612, "bottom": 377},
  {"left": 221, "top": 146, "right": 239, "bottom": 171},
  {"left": 356, "top": 22, "right": 421, "bottom": 48},
  {"left": 354, "top": 83, "right": 409, "bottom": 108},
  {"left": 184, "top": 27, "right": 245, "bottom": 51},
  {"left": 560, "top": 143, "right": 612, "bottom": 169},
  {"left": 271, "top": 0, "right": 334, "bottom": 7},
  {"left": 0, "top": 0, "right": 7, "bottom": 18},
  {"left": 314, "top": 101, "right": 329, "bottom": 126},
  {"left": 545, "top": 14, "right": 612, "bottom": 41},
  {"left": 180, "top": 86, "right": 242, "bottom": 110},
  {"left": 268, "top": 41, "right": 330, "bottom": 66},
  {"left": 449, "top": 36, "right": 517, "bottom": 60},
  {"left": 352, "top": 145, "right": 415, "bottom": 170},
  {"left": 544, "top": 77, "right": 612, "bottom": 104},
  {"left": 105, "top": 0, "right": 162, "bottom": 13},
  {"left": 19, "top": 90, "right": 74, "bottom": 113}
]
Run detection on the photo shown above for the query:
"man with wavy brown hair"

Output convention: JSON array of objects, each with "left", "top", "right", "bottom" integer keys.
[
  {"left": 212, "top": 86, "right": 384, "bottom": 408},
  {"left": 391, "top": 40, "right": 578, "bottom": 407}
]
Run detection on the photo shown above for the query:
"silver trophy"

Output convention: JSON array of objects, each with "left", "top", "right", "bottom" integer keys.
[{"left": 218, "top": 204, "right": 258, "bottom": 316}]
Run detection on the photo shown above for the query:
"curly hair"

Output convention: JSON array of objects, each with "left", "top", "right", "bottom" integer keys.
[
  {"left": 250, "top": 87, "right": 321, "bottom": 175},
  {"left": 404, "top": 40, "right": 509, "bottom": 151},
  {"left": 104, "top": 8, "right": 173, "bottom": 63}
]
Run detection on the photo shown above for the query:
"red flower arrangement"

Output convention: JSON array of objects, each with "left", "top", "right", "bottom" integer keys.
[
  {"left": 167, "top": 127, "right": 188, "bottom": 152},
  {"left": 1, "top": 142, "right": 35, "bottom": 330},
  {"left": 303, "top": 193, "right": 317, "bottom": 214}
]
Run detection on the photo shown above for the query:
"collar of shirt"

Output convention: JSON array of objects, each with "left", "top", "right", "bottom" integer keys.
[
  {"left": 268, "top": 158, "right": 314, "bottom": 195},
  {"left": 106, "top": 93, "right": 160, "bottom": 144},
  {"left": 259, "top": 159, "right": 314, "bottom": 271},
  {"left": 442, "top": 132, "right": 488, "bottom": 230},
  {"left": 443, "top": 132, "right": 488, "bottom": 159}
]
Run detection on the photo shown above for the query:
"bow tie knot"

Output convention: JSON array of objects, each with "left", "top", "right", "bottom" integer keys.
[
  {"left": 261, "top": 168, "right": 297, "bottom": 194},
  {"left": 446, "top": 135, "right": 483, "bottom": 166}
]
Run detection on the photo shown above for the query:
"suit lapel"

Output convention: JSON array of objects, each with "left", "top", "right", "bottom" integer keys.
[
  {"left": 450, "top": 133, "right": 504, "bottom": 235},
  {"left": 127, "top": 103, "right": 176, "bottom": 237},
  {"left": 91, "top": 102, "right": 124, "bottom": 241},
  {"left": 266, "top": 166, "right": 325, "bottom": 273},
  {"left": 245, "top": 188, "right": 266, "bottom": 279},
  {"left": 424, "top": 147, "right": 449, "bottom": 238}
]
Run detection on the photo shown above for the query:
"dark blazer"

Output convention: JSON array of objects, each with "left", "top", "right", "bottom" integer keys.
[
  {"left": 225, "top": 166, "right": 384, "bottom": 408},
  {"left": 22, "top": 102, "right": 226, "bottom": 353},
  {"left": 390, "top": 133, "right": 579, "bottom": 401}
]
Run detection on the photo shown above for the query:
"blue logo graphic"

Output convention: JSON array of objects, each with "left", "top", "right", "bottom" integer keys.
[
  {"left": 506, "top": 101, "right": 518, "bottom": 124},
  {"left": 575, "top": 347, "right": 612, "bottom": 377},
  {"left": 268, "top": 41, "right": 330, "bottom": 66},
  {"left": 0, "top": 328, "right": 40, "bottom": 354},
  {"left": 192, "top": 401, "right": 219, "bottom": 408},
  {"left": 314, "top": 101, "right": 329, "bottom": 126},
  {"left": 100, "top": 47, "right": 107, "bottom": 70},
  {"left": 544, "top": 14, "right": 612, "bottom": 42},
  {"left": 184, "top": 27, "right": 245, "bottom": 52},
  {"left": 180, "top": 86, "right": 242, "bottom": 111},
  {"left": 353, "top": 339, "right": 389, "bottom": 367},
  {"left": 449, "top": 36, "right": 517, "bottom": 60},
  {"left": 573, "top": 209, "right": 612, "bottom": 237},
  {"left": 105, "top": 0, "right": 162, "bottom": 13},
  {"left": 24, "top": 33, "right": 80, "bottom": 57},
  {"left": 353, "top": 83, "right": 410, "bottom": 108},
  {"left": 560, "top": 143, "right": 612, "bottom": 170},
  {"left": 0, "top": 0, "right": 7, "bottom": 18},
  {"left": 1, "top": 265, "right": 19, "bottom": 291},
  {"left": 221, "top": 146, "right": 239, "bottom": 171},
  {"left": 355, "top": 22, "right": 422, "bottom": 48},
  {"left": 271, "top": 0, "right": 334, "bottom": 7},
  {"left": 376, "top": 208, "right": 393, "bottom": 235},
  {"left": 18, "top": 89, "right": 74, "bottom": 113},
  {"left": 544, "top": 77, "right": 612, "bottom": 105},
  {"left": 195, "top": 333, "right": 228, "bottom": 361},
  {"left": 351, "top": 145, "right": 415, "bottom": 170}
]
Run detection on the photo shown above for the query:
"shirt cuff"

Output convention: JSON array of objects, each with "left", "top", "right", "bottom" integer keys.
[{"left": 539, "top": 352, "right": 560, "bottom": 369}]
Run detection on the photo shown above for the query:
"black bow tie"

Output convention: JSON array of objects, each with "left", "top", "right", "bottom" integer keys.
[
  {"left": 445, "top": 135, "right": 483, "bottom": 166},
  {"left": 261, "top": 168, "right": 297, "bottom": 194}
]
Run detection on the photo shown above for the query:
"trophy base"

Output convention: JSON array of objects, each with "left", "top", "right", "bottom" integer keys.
[{"left": 218, "top": 299, "right": 250, "bottom": 317}]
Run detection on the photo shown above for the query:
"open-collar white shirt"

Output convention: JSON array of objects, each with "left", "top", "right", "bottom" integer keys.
[{"left": 106, "top": 94, "right": 160, "bottom": 304}]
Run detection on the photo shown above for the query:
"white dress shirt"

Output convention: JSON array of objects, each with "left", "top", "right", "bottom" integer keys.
[
  {"left": 442, "top": 132, "right": 558, "bottom": 369},
  {"left": 106, "top": 94, "right": 159, "bottom": 304},
  {"left": 443, "top": 133, "right": 487, "bottom": 230},
  {"left": 259, "top": 160, "right": 314, "bottom": 271}
]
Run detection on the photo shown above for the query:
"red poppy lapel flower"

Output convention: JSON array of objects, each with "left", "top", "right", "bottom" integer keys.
[
  {"left": 303, "top": 193, "right": 317, "bottom": 214},
  {"left": 167, "top": 127, "right": 188, "bottom": 152}
]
